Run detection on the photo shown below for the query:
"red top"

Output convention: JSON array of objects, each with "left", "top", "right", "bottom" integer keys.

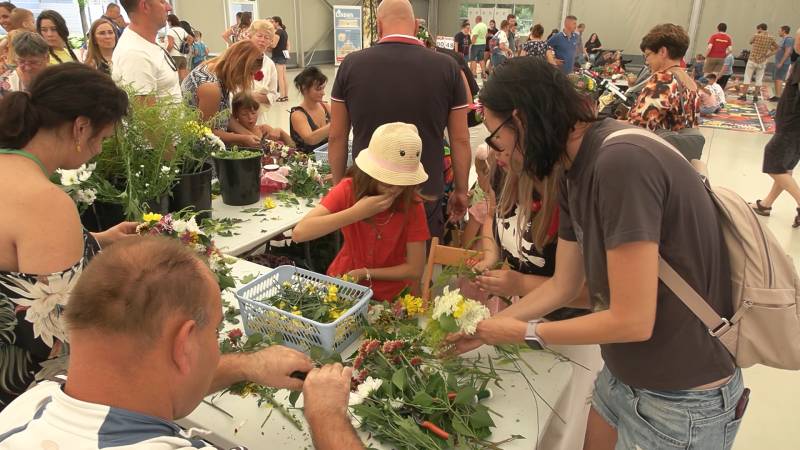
[
  {"left": 321, "top": 178, "right": 430, "bottom": 301},
  {"left": 707, "top": 33, "right": 732, "bottom": 58}
]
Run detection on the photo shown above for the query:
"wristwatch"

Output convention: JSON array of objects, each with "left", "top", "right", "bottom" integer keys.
[{"left": 524, "top": 320, "right": 546, "bottom": 350}]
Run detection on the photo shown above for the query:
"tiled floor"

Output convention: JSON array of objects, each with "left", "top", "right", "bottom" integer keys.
[{"left": 265, "top": 66, "right": 799, "bottom": 449}]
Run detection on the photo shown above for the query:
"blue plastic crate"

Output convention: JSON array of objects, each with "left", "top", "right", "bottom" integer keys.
[{"left": 236, "top": 265, "right": 372, "bottom": 355}]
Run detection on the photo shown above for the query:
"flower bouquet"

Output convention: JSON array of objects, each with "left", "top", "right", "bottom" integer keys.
[
  {"left": 425, "top": 287, "right": 490, "bottom": 347},
  {"left": 135, "top": 211, "right": 236, "bottom": 291},
  {"left": 53, "top": 163, "right": 97, "bottom": 213}
]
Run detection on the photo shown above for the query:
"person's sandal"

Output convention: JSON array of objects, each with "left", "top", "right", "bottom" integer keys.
[
  {"left": 794, "top": 208, "right": 800, "bottom": 228},
  {"left": 751, "top": 200, "right": 772, "bottom": 216}
]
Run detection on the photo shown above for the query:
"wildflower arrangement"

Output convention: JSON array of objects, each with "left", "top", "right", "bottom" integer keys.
[
  {"left": 341, "top": 336, "right": 516, "bottom": 449},
  {"left": 266, "top": 281, "right": 356, "bottom": 323},
  {"left": 54, "top": 163, "right": 97, "bottom": 213},
  {"left": 262, "top": 138, "right": 298, "bottom": 164},
  {"left": 135, "top": 211, "right": 236, "bottom": 291},
  {"left": 286, "top": 159, "right": 329, "bottom": 200},
  {"left": 425, "top": 287, "right": 490, "bottom": 347},
  {"left": 182, "top": 121, "right": 225, "bottom": 173}
]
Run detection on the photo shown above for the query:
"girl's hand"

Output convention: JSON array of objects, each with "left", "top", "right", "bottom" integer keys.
[
  {"left": 352, "top": 192, "right": 398, "bottom": 221},
  {"left": 472, "top": 254, "right": 498, "bottom": 273},
  {"left": 346, "top": 268, "right": 368, "bottom": 282},
  {"left": 475, "top": 269, "right": 524, "bottom": 297},
  {"left": 444, "top": 316, "right": 527, "bottom": 356}
]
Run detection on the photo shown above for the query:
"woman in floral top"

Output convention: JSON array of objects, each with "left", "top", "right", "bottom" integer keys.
[
  {"left": 0, "top": 64, "right": 135, "bottom": 409},
  {"left": 628, "top": 24, "right": 698, "bottom": 131}
]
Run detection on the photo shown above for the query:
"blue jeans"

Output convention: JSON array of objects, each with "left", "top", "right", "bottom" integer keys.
[{"left": 592, "top": 366, "right": 745, "bottom": 449}]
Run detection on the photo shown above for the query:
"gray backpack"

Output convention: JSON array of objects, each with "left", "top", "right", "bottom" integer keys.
[{"left": 606, "top": 128, "right": 800, "bottom": 369}]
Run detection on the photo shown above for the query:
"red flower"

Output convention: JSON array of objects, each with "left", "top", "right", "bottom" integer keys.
[
  {"left": 254, "top": 70, "right": 264, "bottom": 81},
  {"left": 227, "top": 328, "right": 243, "bottom": 342},
  {"left": 356, "top": 369, "right": 369, "bottom": 383},
  {"left": 381, "top": 340, "right": 404, "bottom": 354},
  {"left": 353, "top": 355, "right": 364, "bottom": 370},
  {"left": 410, "top": 357, "right": 423, "bottom": 366},
  {"left": 359, "top": 339, "right": 380, "bottom": 355}
]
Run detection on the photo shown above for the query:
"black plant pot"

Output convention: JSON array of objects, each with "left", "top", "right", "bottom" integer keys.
[
  {"left": 171, "top": 162, "right": 213, "bottom": 220},
  {"left": 213, "top": 155, "right": 261, "bottom": 206},
  {"left": 81, "top": 201, "right": 125, "bottom": 233},
  {"left": 143, "top": 193, "right": 170, "bottom": 215}
]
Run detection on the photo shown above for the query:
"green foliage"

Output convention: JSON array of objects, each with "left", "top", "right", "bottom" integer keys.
[
  {"left": 212, "top": 146, "right": 262, "bottom": 160},
  {"left": 87, "top": 88, "right": 203, "bottom": 220}
]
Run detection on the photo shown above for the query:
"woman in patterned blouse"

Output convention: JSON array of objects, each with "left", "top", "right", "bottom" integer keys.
[
  {"left": 521, "top": 24, "right": 557, "bottom": 65},
  {"left": 627, "top": 24, "right": 699, "bottom": 131}
]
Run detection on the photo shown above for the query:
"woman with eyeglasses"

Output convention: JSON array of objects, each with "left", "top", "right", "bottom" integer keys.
[
  {"left": 83, "top": 19, "right": 117, "bottom": 75},
  {"left": 36, "top": 10, "right": 78, "bottom": 65},
  {"left": 626, "top": 24, "right": 698, "bottom": 131},
  {"left": 0, "top": 31, "right": 48, "bottom": 98},
  {"left": 448, "top": 56, "right": 742, "bottom": 450},
  {"left": 181, "top": 40, "right": 265, "bottom": 147}
]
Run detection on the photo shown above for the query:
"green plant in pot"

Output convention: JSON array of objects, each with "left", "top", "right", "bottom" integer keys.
[
  {"left": 212, "top": 146, "right": 263, "bottom": 206},
  {"left": 170, "top": 119, "right": 226, "bottom": 219},
  {"left": 85, "top": 88, "right": 197, "bottom": 222}
]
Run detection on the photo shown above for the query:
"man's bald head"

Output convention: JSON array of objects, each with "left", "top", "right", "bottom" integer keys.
[{"left": 377, "top": 0, "right": 416, "bottom": 37}]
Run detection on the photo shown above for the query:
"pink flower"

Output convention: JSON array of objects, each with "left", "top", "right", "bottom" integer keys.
[
  {"left": 360, "top": 339, "right": 380, "bottom": 355},
  {"left": 227, "top": 328, "right": 243, "bottom": 342},
  {"left": 356, "top": 369, "right": 368, "bottom": 383},
  {"left": 381, "top": 340, "right": 404, "bottom": 354},
  {"left": 353, "top": 355, "right": 364, "bottom": 370}
]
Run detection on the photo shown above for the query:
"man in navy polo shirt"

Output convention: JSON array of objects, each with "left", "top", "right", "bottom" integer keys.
[
  {"left": 329, "top": 0, "right": 471, "bottom": 239},
  {"left": 547, "top": 15, "right": 579, "bottom": 74}
]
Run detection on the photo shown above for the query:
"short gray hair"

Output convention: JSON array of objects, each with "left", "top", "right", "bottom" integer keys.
[{"left": 12, "top": 31, "right": 49, "bottom": 58}]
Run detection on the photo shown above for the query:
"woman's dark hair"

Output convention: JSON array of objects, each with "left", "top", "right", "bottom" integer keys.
[
  {"left": 546, "top": 28, "right": 559, "bottom": 40},
  {"left": 239, "top": 12, "right": 252, "bottom": 29},
  {"left": 461, "top": 20, "right": 469, "bottom": 29},
  {"left": 639, "top": 23, "right": 689, "bottom": 60},
  {"left": 589, "top": 33, "right": 598, "bottom": 42},
  {"left": 531, "top": 24, "right": 544, "bottom": 38},
  {"left": 479, "top": 57, "right": 596, "bottom": 179},
  {"left": 167, "top": 14, "right": 181, "bottom": 27},
  {"left": 180, "top": 20, "right": 195, "bottom": 38},
  {"left": 36, "top": 10, "right": 78, "bottom": 63},
  {"left": 294, "top": 66, "right": 327, "bottom": 94},
  {"left": 272, "top": 16, "right": 285, "bottom": 31},
  {"left": 0, "top": 63, "right": 129, "bottom": 149}
]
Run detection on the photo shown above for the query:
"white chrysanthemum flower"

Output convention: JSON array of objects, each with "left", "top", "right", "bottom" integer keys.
[
  {"left": 59, "top": 170, "right": 79, "bottom": 186},
  {"left": 74, "top": 189, "right": 96, "bottom": 205},
  {"left": 456, "top": 299, "right": 490, "bottom": 335},
  {"left": 390, "top": 398, "right": 404, "bottom": 410},
  {"left": 431, "top": 286, "right": 463, "bottom": 319},
  {"left": 161, "top": 165, "right": 171, "bottom": 174},
  {"left": 348, "top": 392, "right": 365, "bottom": 406}
]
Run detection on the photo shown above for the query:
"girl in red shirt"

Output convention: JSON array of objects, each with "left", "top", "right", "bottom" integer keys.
[{"left": 292, "top": 122, "right": 430, "bottom": 301}]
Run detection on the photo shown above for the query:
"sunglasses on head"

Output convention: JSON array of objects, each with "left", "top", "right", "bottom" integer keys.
[{"left": 484, "top": 116, "right": 514, "bottom": 152}]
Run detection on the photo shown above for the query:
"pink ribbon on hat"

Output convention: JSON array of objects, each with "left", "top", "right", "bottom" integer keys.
[{"left": 363, "top": 149, "right": 419, "bottom": 174}]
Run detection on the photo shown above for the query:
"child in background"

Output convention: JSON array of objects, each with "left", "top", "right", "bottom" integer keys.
[
  {"left": 292, "top": 123, "right": 430, "bottom": 301},
  {"left": 692, "top": 53, "right": 705, "bottom": 80},
  {"left": 698, "top": 77, "right": 722, "bottom": 115},
  {"left": 705, "top": 73, "right": 726, "bottom": 107},
  {"left": 229, "top": 92, "right": 293, "bottom": 146},
  {"left": 718, "top": 52, "right": 735, "bottom": 89},
  {"left": 461, "top": 144, "right": 493, "bottom": 249},
  {"left": 191, "top": 30, "right": 208, "bottom": 69}
]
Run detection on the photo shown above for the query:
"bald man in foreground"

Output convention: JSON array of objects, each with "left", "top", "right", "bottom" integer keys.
[
  {"left": 329, "top": 0, "right": 471, "bottom": 240},
  {"left": 0, "top": 237, "right": 363, "bottom": 449}
]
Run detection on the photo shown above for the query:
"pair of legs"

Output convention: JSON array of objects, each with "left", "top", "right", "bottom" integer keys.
[
  {"left": 752, "top": 133, "right": 800, "bottom": 226},
  {"left": 772, "top": 64, "right": 790, "bottom": 100},
  {"left": 275, "top": 63, "right": 288, "bottom": 101},
  {"left": 468, "top": 44, "right": 486, "bottom": 79},
  {"left": 739, "top": 60, "right": 766, "bottom": 100}
]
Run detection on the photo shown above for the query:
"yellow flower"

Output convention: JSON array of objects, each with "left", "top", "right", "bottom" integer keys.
[
  {"left": 453, "top": 300, "right": 467, "bottom": 319},
  {"left": 263, "top": 197, "right": 276, "bottom": 209},
  {"left": 292, "top": 309, "right": 303, "bottom": 317},
  {"left": 142, "top": 212, "right": 162, "bottom": 222},
  {"left": 328, "top": 285, "right": 339, "bottom": 296},
  {"left": 330, "top": 309, "right": 343, "bottom": 320},
  {"left": 401, "top": 294, "right": 425, "bottom": 317}
]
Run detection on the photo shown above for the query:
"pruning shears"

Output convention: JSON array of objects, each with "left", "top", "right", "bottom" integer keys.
[{"left": 413, "top": 413, "right": 450, "bottom": 440}]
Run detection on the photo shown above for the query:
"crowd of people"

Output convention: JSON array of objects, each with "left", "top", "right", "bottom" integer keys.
[{"left": 0, "top": 0, "right": 799, "bottom": 449}]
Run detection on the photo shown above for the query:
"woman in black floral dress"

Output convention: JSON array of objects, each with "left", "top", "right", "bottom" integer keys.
[{"left": 0, "top": 64, "right": 134, "bottom": 408}]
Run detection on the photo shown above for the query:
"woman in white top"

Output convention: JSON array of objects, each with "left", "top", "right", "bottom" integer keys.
[
  {"left": 166, "top": 14, "right": 190, "bottom": 81},
  {"left": 248, "top": 19, "right": 279, "bottom": 125},
  {"left": 490, "top": 20, "right": 512, "bottom": 69}
]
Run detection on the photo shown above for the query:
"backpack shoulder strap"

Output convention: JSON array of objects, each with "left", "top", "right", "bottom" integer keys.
[{"left": 603, "top": 127, "right": 731, "bottom": 336}]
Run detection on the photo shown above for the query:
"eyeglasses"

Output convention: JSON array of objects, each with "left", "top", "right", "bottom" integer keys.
[
  {"left": 16, "top": 58, "right": 47, "bottom": 69},
  {"left": 484, "top": 116, "right": 514, "bottom": 153},
  {"left": 161, "top": 46, "right": 177, "bottom": 72}
]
